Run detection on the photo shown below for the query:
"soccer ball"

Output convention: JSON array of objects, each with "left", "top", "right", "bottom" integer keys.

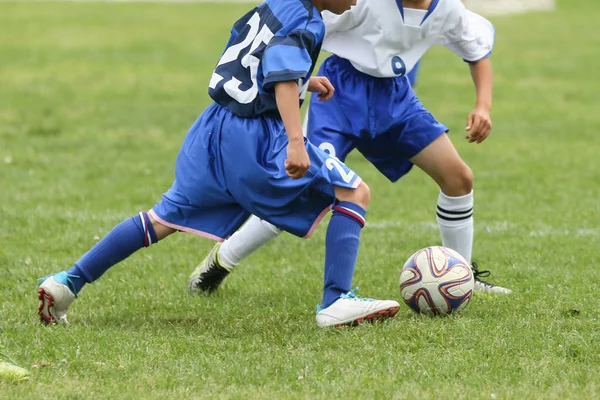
[{"left": 399, "top": 246, "right": 474, "bottom": 316}]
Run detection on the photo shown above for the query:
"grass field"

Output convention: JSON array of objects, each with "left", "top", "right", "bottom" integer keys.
[{"left": 1, "top": 0, "right": 600, "bottom": 398}]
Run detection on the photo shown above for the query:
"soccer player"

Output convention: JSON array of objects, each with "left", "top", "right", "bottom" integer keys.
[
  {"left": 37, "top": 0, "right": 401, "bottom": 328},
  {"left": 189, "top": 0, "right": 512, "bottom": 295}
]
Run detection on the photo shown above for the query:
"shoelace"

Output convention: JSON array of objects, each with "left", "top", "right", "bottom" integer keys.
[
  {"left": 471, "top": 262, "right": 494, "bottom": 284},
  {"left": 316, "top": 287, "right": 376, "bottom": 313},
  {"left": 340, "top": 287, "right": 375, "bottom": 302}
]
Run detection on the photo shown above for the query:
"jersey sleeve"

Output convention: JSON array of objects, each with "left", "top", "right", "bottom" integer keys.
[
  {"left": 441, "top": 8, "right": 495, "bottom": 63},
  {"left": 261, "top": 21, "right": 324, "bottom": 90}
]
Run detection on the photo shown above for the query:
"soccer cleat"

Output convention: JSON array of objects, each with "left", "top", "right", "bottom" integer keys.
[
  {"left": 188, "top": 243, "right": 232, "bottom": 294},
  {"left": 471, "top": 262, "right": 512, "bottom": 295},
  {"left": 37, "top": 272, "right": 77, "bottom": 324},
  {"left": 315, "top": 288, "right": 400, "bottom": 328}
]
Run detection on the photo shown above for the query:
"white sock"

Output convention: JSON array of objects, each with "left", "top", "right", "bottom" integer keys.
[
  {"left": 218, "top": 215, "right": 282, "bottom": 269},
  {"left": 436, "top": 190, "right": 474, "bottom": 264}
]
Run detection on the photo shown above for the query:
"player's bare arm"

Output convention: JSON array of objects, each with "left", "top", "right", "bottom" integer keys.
[
  {"left": 466, "top": 57, "right": 493, "bottom": 144},
  {"left": 308, "top": 76, "right": 335, "bottom": 102},
  {"left": 275, "top": 80, "right": 310, "bottom": 179}
]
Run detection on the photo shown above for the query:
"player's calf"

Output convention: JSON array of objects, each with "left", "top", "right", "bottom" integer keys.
[{"left": 320, "top": 181, "right": 375, "bottom": 318}]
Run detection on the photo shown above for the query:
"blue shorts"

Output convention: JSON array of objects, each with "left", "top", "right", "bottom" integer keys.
[
  {"left": 307, "top": 55, "right": 448, "bottom": 182},
  {"left": 150, "top": 103, "right": 361, "bottom": 240}
]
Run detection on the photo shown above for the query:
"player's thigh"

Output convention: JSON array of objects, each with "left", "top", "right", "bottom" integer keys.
[{"left": 410, "top": 133, "right": 473, "bottom": 195}]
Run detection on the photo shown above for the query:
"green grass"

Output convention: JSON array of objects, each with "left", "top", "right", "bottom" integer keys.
[{"left": 1, "top": 0, "right": 600, "bottom": 398}]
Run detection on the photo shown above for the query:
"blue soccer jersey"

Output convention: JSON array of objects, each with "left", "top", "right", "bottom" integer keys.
[{"left": 208, "top": 0, "right": 324, "bottom": 118}]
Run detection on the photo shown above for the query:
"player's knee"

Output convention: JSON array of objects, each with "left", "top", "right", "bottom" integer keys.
[
  {"left": 442, "top": 164, "right": 473, "bottom": 196},
  {"left": 149, "top": 213, "right": 177, "bottom": 240},
  {"left": 350, "top": 181, "right": 371, "bottom": 209},
  {"left": 334, "top": 181, "right": 370, "bottom": 210},
  {"left": 457, "top": 165, "right": 474, "bottom": 193}
]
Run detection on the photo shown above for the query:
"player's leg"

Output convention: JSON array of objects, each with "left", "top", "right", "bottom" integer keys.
[
  {"left": 321, "top": 183, "right": 370, "bottom": 308},
  {"left": 304, "top": 57, "right": 399, "bottom": 324},
  {"left": 38, "top": 213, "right": 176, "bottom": 324},
  {"left": 38, "top": 104, "right": 250, "bottom": 324},
  {"left": 215, "top": 114, "right": 398, "bottom": 326},
  {"left": 309, "top": 107, "right": 364, "bottom": 309},
  {"left": 316, "top": 181, "right": 400, "bottom": 328},
  {"left": 356, "top": 75, "right": 511, "bottom": 295},
  {"left": 189, "top": 58, "right": 360, "bottom": 294},
  {"left": 291, "top": 146, "right": 398, "bottom": 327},
  {"left": 410, "top": 133, "right": 511, "bottom": 294},
  {"left": 410, "top": 133, "right": 473, "bottom": 258}
]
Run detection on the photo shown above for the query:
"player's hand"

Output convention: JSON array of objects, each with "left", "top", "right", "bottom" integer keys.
[
  {"left": 285, "top": 139, "right": 310, "bottom": 179},
  {"left": 308, "top": 76, "right": 335, "bottom": 102},
  {"left": 465, "top": 106, "right": 492, "bottom": 144}
]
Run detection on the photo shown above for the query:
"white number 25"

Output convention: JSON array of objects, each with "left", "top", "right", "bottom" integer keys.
[{"left": 209, "top": 12, "right": 275, "bottom": 104}]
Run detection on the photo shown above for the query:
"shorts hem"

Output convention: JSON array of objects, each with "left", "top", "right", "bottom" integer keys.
[
  {"left": 149, "top": 209, "right": 225, "bottom": 242},
  {"left": 351, "top": 176, "right": 363, "bottom": 189},
  {"left": 303, "top": 206, "right": 332, "bottom": 239}
]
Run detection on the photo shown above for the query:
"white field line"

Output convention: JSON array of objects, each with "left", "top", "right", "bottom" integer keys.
[
  {"left": 35, "top": 209, "right": 599, "bottom": 239},
  {"left": 366, "top": 220, "right": 600, "bottom": 238}
]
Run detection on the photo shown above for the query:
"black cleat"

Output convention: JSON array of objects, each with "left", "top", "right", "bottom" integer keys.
[
  {"left": 188, "top": 243, "right": 231, "bottom": 294},
  {"left": 471, "top": 262, "right": 512, "bottom": 295}
]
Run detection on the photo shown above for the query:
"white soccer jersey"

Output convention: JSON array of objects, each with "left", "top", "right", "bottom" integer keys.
[{"left": 322, "top": 0, "right": 495, "bottom": 78}]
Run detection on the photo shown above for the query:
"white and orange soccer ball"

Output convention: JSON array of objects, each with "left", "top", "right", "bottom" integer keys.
[{"left": 400, "top": 246, "right": 474, "bottom": 316}]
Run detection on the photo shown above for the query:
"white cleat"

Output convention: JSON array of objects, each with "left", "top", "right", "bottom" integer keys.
[
  {"left": 471, "top": 262, "right": 512, "bottom": 295},
  {"left": 38, "top": 272, "right": 77, "bottom": 324},
  {"left": 316, "top": 288, "right": 400, "bottom": 328}
]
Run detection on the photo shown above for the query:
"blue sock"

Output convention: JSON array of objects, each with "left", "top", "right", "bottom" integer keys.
[
  {"left": 66, "top": 212, "right": 158, "bottom": 294},
  {"left": 322, "top": 201, "right": 366, "bottom": 308}
]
